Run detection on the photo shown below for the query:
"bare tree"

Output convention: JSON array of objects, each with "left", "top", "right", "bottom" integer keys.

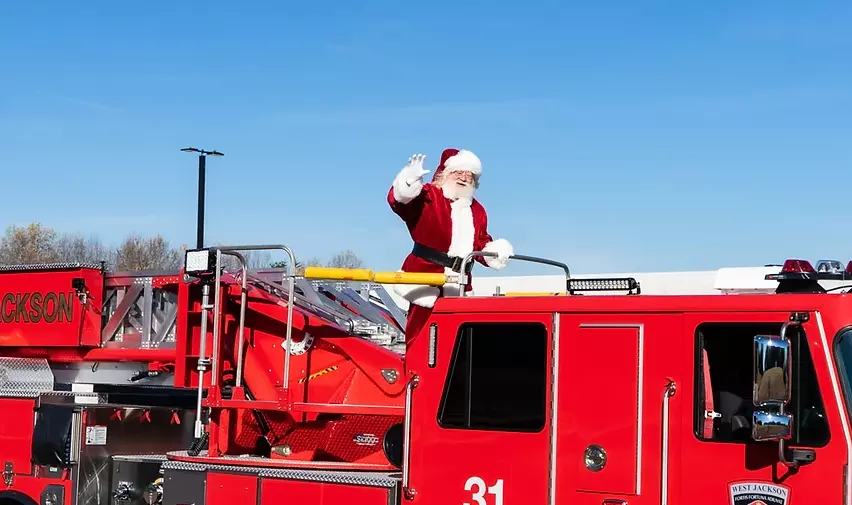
[
  {"left": 0, "top": 223, "right": 60, "bottom": 264},
  {"left": 0, "top": 222, "right": 358, "bottom": 277},
  {"left": 326, "top": 250, "right": 364, "bottom": 269},
  {"left": 300, "top": 256, "right": 324, "bottom": 274},
  {"left": 55, "top": 233, "right": 109, "bottom": 264},
  {"left": 112, "top": 234, "right": 182, "bottom": 271},
  {"left": 245, "top": 251, "right": 272, "bottom": 269},
  {"left": 212, "top": 244, "right": 272, "bottom": 271},
  {"left": 270, "top": 256, "right": 323, "bottom": 275}
]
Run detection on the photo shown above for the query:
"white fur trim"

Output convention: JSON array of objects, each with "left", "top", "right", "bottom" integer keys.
[
  {"left": 392, "top": 166, "right": 424, "bottom": 204},
  {"left": 439, "top": 198, "right": 476, "bottom": 298},
  {"left": 443, "top": 150, "right": 482, "bottom": 177},
  {"left": 446, "top": 198, "right": 475, "bottom": 259},
  {"left": 483, "top": 238, "right": 513, "bottom": 270},
  {"left": 392, "top": 271, "right": 440, "bottom": 308}
]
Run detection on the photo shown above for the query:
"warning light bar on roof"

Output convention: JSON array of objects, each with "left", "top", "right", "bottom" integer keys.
[
  {"left": 568, "top": 277, "right": 640, "bottom": 295},
  {"left": 765, "top": 259, "right": 852, "bottom": 282}
]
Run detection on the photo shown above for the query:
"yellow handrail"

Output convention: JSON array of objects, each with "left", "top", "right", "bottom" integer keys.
[{"left": 303, "top": 267, "right": 451, "bottom": 286}]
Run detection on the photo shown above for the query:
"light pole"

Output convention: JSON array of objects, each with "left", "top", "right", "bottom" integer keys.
[{"left": 181, "top": 147, "right": 224, "bottom": 249}]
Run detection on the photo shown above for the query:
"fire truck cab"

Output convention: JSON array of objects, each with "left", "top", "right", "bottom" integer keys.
[
  {"left": 405, "top": 257, "right": 852, "bottom": 505},
  {"left": 0, "top": 249, "right": 851, "bottom": 505}
]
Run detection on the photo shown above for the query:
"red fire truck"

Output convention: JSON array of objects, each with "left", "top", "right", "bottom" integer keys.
[{"left": 0, "top": 247, "right": 850, "bottom": 505}]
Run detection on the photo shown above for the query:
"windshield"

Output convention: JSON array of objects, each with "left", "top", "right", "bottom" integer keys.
[{"left": 834, "top": 328, "right": 852, "bottom": 412}]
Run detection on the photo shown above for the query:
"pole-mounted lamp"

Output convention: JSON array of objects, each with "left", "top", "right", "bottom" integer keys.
[{"left": 181, "top": 147, "right": 224, "bottom": 249}]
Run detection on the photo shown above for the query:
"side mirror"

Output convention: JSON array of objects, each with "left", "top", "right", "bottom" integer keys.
[
  {"left": 752, "top": 410, "right": 793, "bottom": 442},
  {"left": 753, "top": 335, "right": 792, "bottom": 406},
  {"left": 751, "top": 333, "right": 794, "bottom": 442}
]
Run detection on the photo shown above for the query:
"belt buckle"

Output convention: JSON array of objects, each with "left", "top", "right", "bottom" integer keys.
[{"left": 450, "top": 257, "right": 463, "bottom": 273}]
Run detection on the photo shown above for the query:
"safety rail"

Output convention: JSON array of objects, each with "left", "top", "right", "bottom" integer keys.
[
  {"left": 208, "top": 245, "right": 298, "bottom": 392},
  {"left": 302, "top": 252, "right": 575, "bottom": 298},
  {"left": 186, "top": 244, "right": 414, "bottom": 420},
  {"left": 458, "top": 251, "right": 572, "bottom": 295}
]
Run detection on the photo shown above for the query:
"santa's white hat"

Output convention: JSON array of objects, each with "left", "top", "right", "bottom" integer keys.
[{"left": 432, "top": 148, "right": 482, "bottom": 181}]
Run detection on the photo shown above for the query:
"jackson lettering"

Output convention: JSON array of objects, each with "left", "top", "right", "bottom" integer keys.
[{"left": 0, "top": 291, "right": 75, "bottom": 324}]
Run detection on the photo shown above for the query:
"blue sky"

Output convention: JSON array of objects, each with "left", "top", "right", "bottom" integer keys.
[{"left": 1, "top": 1, "right": 850, "bottom": 275}]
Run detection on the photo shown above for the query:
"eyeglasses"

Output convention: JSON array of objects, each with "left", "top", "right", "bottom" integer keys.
[{"left": 448, "top": 171, "right": 474, "bottom": 181}]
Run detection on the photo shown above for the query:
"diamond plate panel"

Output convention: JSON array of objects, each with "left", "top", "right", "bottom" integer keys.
[
  {"left": 112, "top": 454, "right": 169, "bottom": 463},
  {"left": 0, "top": 357, "right": 54, "bottom": 394},
  {"left": 0, "top": 262, "right": 103, "bottom": 272},
  {"left": 160, "top": 457, "right": 399, "bottom": 488},
  {"left": 161, "top": 460, "right": 209, "bottom": 472},
  {"left": 257, "top": 468, "right": 399, "bottom": 488}
]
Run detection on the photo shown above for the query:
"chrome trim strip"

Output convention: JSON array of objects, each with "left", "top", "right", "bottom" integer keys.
[
  {"left": 661, "top": 379, "right": 676, "bottom": 505},
  {"left": 402, "top": 374, "right": 419, "bottom": 499},
  {"left": 194, "top": 283, "right": 211, "bottom": 439},
  {"left": 548, "top": 312, "right": 560, "bottom": 505},
  {"left": 815, "top": 311, "right": 852, "bottom": 505}
]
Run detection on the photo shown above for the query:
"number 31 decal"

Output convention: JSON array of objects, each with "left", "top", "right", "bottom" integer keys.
[{"left": 464, "top": 476, "right": 504, "bottom": 505}]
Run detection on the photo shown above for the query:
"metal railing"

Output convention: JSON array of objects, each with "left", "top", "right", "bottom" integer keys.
[
  {"left": 457, "top": 251, "right": 572, "bottom": 295},
  {"left": 208, "top": 245, "right": 298, "bottom": 392}
]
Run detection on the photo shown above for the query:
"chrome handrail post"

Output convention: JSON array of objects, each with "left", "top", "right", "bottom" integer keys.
[
  {"left": 216, "top": 251, "right": 248, "bottom": 388},
  {"left": 210, "top": 249, "right": 223, "bottom": 385}
]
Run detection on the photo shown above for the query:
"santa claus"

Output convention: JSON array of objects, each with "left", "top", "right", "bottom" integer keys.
[{"left": 387, "top": 148, "right": 514, "bottom": 343}]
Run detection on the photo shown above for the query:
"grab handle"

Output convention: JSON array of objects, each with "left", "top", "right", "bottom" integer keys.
[{"left": 458, "top": 251, "right": 571, "bottom": 295}]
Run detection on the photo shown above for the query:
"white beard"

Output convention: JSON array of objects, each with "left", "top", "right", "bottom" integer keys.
[{"left": 441, "top": 181, "right": 475, "bottom": 202}]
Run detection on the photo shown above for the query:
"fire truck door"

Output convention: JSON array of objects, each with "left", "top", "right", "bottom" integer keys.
[
  {"left": 404, "top": 312, "right": 554, "bottom": 505},
  {"left": 675, "top": 312, "right": 843, "bottom": 505},
  {"left": 555, "top": 314, "right": 679, "bottom": 505}
]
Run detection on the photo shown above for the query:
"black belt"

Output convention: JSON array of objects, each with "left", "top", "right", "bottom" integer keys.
[{"left": 412, "top": 243, "right": 474, "bottom": 274}]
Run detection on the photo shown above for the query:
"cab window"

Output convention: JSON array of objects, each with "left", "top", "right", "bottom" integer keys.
[
  {"left": 437, "top": 322, "right": 547, "bottom": 432},
  {"left": 832, "top": 327, "right": 852, "bottom": 414},
  {"left": 694, "top": 322, "right": 830, "bottom": 447}
]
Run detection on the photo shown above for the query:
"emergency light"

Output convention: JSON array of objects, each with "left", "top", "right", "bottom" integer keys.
[
  {"left": 184, "top": 248, "right": 217, "bottom": 276},
  {"left": 781, "top": 259, "right": 814, "bottom": 273},
  {"left": 816, "top": 260, "right": 844, "bottom": 274}
]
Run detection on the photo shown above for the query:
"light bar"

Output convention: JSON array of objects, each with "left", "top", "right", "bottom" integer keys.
[
  {"left": 765, "top": 258, "right": 852, "bottom": 288},
  {"left": 184, "top": 248, "right": 216, "bottom": 275},
  {"left": 568, "top": 277, "right": 640, "bottom": 295}
]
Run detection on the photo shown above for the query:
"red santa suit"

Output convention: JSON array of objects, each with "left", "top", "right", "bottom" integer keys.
[{"left": 387, "top": 148, "right": 513, "bottom": 345}]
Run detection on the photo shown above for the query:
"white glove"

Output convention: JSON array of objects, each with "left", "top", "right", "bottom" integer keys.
[
  {"left": 401, "top": 153, "right": 430, "bottom": 186},
  {"left": 483, "top": 238, "right": 514, "bottom": 270},
  {"left": 393, "top": 153, "right": 431, "bottom": 203}
]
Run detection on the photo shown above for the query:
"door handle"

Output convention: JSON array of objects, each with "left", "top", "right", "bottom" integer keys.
[{"left": 602, "top": 500, "right": 626, "bottom": 505}]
